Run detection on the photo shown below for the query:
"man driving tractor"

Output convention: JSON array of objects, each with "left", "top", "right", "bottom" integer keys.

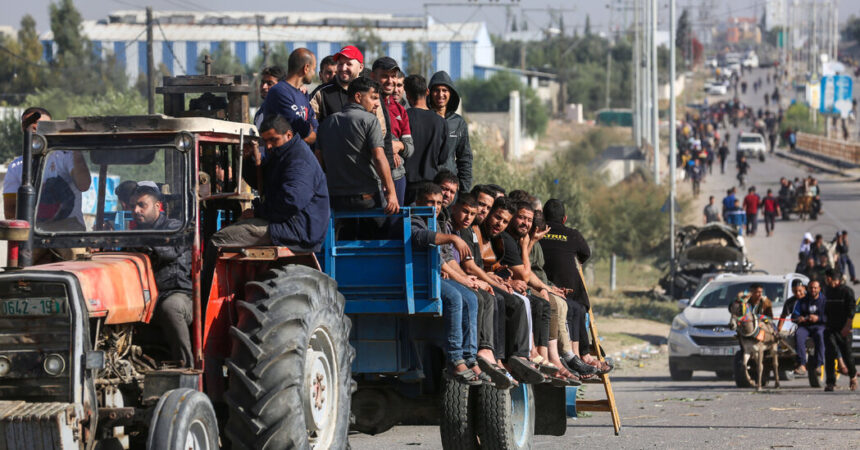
[{"left": 131, "top": 185, "right": 193, "bottom": 367}]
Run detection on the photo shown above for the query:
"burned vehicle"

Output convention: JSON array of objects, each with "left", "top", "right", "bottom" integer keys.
[{"left": 661, "top": 224, "right": 751, "bottom": 299}]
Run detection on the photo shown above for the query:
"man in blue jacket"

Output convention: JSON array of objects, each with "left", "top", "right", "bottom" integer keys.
[
  {"left": 791, "top": 280, "right": 827, "bottom": 376},
  {"left": 210, "top": 114, "right": 330, "bottom": 251}
]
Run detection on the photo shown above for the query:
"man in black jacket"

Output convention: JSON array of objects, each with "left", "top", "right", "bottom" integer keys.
[
  {"left": 428, "top": 71, "right": 472, "bottom": 193},
  {"left": 824, "top": 269, "right": 857, "bottom": 391},
  {"left": 404, "top": 74, "right": 449, "bottom": 204},
  {"left": 130, "top": 186, "right": 193, "bottom": 366}
]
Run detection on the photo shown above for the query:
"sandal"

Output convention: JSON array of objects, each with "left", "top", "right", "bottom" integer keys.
[
  {"left": 537, "top": 362, "right": 560, "bottom": 376},
  {"left": 445, "top": 367, "right": 482, "bottom": 386},
  {"left": 508, "top": 356, "right": 547, "bottom": 384},
  {"left": 594, "top": 359, "right": 615, "bottom": 375},
  {"left": 478, "top": 358, "right": 514, "bottom": 390},
  {"left": 475, "top": 371, "right": 495, "bottom": 386}
]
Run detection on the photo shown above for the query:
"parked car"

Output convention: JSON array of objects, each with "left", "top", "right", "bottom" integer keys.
[
  {"left": 736, "top": 132, "right": 767, "bottom": 160},
  {"left": 660, "top": 224, "right": 750, "bottom": 299},
  {"left": 668, "top": 273, "right": 808, "bottom": 381},
  {"left": 853, "top": 299, "right": 860, "bottom": 364},
  {"left": 706, "top": 83, "right": 728, "bottom": 95}
]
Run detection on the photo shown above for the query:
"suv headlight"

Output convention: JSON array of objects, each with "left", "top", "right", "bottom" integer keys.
[{"left": 672, "top": 315, "right": 690, "bottom": 332}]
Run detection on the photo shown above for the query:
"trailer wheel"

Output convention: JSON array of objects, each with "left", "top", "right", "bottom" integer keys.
[
  {"left": 439, "top": 378, "right": 478, "bottom": 450},
  {"left": 475, "top": 383, "right": 535, "bottom": 450},
  {"left": 225, "top": 265, "right": 354, "bottom": 450},
  {"left": 146, "top": 388, "right": 218, "bottom": 450}
]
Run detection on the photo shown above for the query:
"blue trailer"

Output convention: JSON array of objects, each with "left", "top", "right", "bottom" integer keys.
[{"left": 319, "top": 207, "right": 573, "bottom": 447}]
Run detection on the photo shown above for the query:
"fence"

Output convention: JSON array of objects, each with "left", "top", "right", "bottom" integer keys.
[{"left": 796, "top": 132, "right": 860, "bottom": 165}]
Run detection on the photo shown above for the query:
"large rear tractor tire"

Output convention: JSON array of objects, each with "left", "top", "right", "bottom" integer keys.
[
  {"left": 225, "top": 265, "right": 354, "bottom": 450},
  {"left": 147, "top": 388, "right": 219, "bottom": 450},
  {"left": 475, "top": 383, "right": 535, "bottom": 450},
  {"left": 439, "top": 378, "right": 478, "bottom": 450}
]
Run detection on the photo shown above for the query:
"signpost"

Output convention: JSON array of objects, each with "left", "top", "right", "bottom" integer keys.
[{"left": 820, "top": 75, "right": 853, "bottom": 119}]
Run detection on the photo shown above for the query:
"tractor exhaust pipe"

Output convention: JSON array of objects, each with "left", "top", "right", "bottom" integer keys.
[{"left": 15, "top": 124, "right": 36, "bottom": 267}]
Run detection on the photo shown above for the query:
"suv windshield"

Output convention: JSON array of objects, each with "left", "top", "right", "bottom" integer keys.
[
  {"left": 34, "top": 147, "right": 186, "bottom": 234},
  {"left": 693, "top": 281, "right": 785, "bottom": 308}
]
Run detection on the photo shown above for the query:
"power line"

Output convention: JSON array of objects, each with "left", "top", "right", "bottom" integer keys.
[{"left": 155, "top": 20, "right": 187, "bottom": 74}]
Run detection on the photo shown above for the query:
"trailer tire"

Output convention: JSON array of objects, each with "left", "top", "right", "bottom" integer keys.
[
  {"left": 475, "top": 383, "right": 535, "bottom": 450},
  {"left": 225, "top": 265, "right": 354, "bottom": 450},
  {"left": 439, "top": 378, "right": 478, "bottom": 450},
  {"left": 147, "top": 388, "right": 219, "bottom": 450}
]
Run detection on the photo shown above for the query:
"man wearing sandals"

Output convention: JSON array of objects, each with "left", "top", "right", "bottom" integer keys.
[
  {"left": 823, "top": 269, "right": 858, "bottom": 391},
  {"left": 409, "top": 183, "right": 488, "bottom": 385}
]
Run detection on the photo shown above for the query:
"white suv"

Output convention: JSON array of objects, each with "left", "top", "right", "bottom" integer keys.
[
  {"left": 737, "top": 132, "right": 767, "bottom": 160},
  {"left": 668, "top": 274, "right": 807, "bottom": 380}
]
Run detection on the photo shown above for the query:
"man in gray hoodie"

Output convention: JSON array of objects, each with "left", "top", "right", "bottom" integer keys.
[{"left": 428, "top": 71, "right": 473, "bottom": 194}]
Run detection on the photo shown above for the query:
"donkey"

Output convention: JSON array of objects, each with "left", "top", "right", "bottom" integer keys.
[{"left": 728, "top": 300, "right": 780, "bottom": 390}]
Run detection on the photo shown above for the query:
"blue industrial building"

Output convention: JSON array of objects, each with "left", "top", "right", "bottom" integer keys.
[{"left": 39, "top": 10, "right": 495, "bottom": 84}]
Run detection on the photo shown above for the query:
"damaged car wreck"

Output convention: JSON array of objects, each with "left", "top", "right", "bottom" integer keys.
[{"left": 661, "top": 224, "right": 754, "bottom": 299}]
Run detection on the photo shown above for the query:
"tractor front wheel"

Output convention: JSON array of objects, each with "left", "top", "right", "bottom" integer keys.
[
  {"left": 147, "top": 388, "right": 219, "bottom": 450},
  {"left": 224, "top": 265, "right": 354, "bottom": 450}
]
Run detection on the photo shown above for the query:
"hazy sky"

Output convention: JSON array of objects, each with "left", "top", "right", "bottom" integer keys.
[{"left": 3, "top": 0, "right": 860, "bottom": 35}]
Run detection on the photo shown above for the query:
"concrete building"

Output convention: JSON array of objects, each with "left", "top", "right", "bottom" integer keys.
[
  {"left": 38, "top": 10, "right": 494, "bottom": 83},
  {"left": 589, "top": 146, "right": 647, "bottom": 186}
]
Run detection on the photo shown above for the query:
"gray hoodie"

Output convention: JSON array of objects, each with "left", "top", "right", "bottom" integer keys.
[{"left": 428, "top": 71, "right": 473, "bottom": 193}]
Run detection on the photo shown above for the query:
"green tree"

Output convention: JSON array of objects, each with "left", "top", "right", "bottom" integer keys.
[
  {"left": 843, "top": 16, "right": 860, "bottom": 43},
  {"left": 457, "top": 71, "right": 549, "bottom": 136},
  {"left": 404, "top": 40, "right": 432, "bottom": 76},
  {"left": 348, "top": 22, "right": 384, "bottom": 61},
  {"left": 677, "top": 8, "right": 691, "bottom": 63},
  {"left": 196, "top": 41, "right": 246, "bottom": 76}
]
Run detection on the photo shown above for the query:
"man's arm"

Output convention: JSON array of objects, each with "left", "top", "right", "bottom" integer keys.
[
  {"left": 455, "top": 122, "right": 472, "bottom": 192},
  {"left": 70, "top": 152, "right": 91, "bottom": 192},
  {"left": 461, "top": 259, "right": 511, "bottom": 293},
  {"left": 370, "top": 147, "right": 399, "bottom": 215}
]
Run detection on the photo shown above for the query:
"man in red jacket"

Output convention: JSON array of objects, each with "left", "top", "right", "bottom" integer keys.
[
  {"left": 760, "top": 189, "right": 781, "bottom": 237},
  {"left": 743, "top": 186, "right": 761, "bottom": 236}
]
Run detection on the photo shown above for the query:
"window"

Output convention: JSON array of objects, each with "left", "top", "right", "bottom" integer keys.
[
  {"left": 34, "top": 147, "right": 187, "bottom": 234},
  {"left": 693, "top": 282, "right": 784, "bottom": 308}
]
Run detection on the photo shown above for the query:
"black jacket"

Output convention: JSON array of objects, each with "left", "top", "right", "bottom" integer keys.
[
  {"left": 139, "top": 214, "right": 191, "bottom": 295},
  {"left": 405, "top": 107, "right": 450, "bottom": 184},
  {"left": 428, "top": 71, "right": 472, "bottom": 192}
]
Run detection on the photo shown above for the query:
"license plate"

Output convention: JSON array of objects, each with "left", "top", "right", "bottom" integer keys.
[
  {"left": 701, "top": 346, "right": 737, "bottom": 356},
  {"left": 0, "top": 298, "right": 67, "bottom": 316}
]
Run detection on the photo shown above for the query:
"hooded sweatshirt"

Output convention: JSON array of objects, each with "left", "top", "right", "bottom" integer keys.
[{"left": 428, "top": 71, "right": 473, "bottom": 193}]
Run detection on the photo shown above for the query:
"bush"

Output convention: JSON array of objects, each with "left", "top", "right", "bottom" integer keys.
[
  {"left": 779, "top": 102, "right": 825, "bottom": 136},
  {"left": 457, "top": 72, "right": 549, "bottom": 136}
]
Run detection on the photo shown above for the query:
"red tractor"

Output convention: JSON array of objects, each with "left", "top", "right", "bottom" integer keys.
[{"left": 0, "top": 74, "right": 352, "bottom": 449}]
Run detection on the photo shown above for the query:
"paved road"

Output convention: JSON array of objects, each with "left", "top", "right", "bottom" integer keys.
[
  {"left": 692, "top": 66, "right": 860, "bottom": 276},
  {"left": 350, "top": 68, "right": 860, "bottom": 449}
]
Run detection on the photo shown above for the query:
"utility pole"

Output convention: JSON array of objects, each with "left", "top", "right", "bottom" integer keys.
[
  {"left": 651, "top": 0, "right": 659, "bottom": 184},
  {"left": 633, "top": 0, "right": 642, "bottom": 147},
  {"left": 146, "top": 6, "right": 155, "bottom": 115},
  {"left": 669, "top": 0, "right": 677, "bottom": 296},
  {"left": 643, "top": 0, "right": 652, "bottom": 146},
  {"left": 605, "top": 46, "right": 612, "bottom": 109},
  {"left": 256, "top": 15, "right": 268, "bottom": 68}
]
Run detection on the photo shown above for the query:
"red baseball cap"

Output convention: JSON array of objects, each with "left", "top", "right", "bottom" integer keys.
[{"left": 334, "top": 45, "right": 364, "bottom": 64}]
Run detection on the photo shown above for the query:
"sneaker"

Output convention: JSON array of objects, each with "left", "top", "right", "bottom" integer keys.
[{"left": 566, "top": 355, "right": 599, "bottom": 376}]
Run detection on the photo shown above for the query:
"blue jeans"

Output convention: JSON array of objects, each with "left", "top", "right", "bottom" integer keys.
[
  {"left": 795, "top": 325, "right": 825, "bottom": 368},
  {"left": 440, "top": 279, "right": 478, "bottom": 365},
  {"left": 837, "top": 254, "right": 856, "bottom": 280}
]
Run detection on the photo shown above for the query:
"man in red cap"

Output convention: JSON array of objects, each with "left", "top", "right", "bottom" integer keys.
[{"left": 310, "top": 45, "right": 365, "bottom": 123}]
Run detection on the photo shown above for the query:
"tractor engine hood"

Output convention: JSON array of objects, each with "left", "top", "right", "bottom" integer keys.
[{"left": 29, "top": 252, "right": 159, "bottom": 324}]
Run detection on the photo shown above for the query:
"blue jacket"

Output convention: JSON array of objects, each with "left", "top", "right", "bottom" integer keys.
[
  {"left": 245, "top": 134, "right": 330, "bottom": 250},
  {"left": 791, "top": 292, "right": 827, "bottom": 327},
  {"left": 260, "top": 81, "right": 318, "bottom": 139}
]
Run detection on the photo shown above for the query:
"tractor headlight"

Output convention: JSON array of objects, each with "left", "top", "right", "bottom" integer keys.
[
  {"left": 31, "top": 134, "right": 47, "bottom": 153},
  {"left": 0, "top": 356, "right": 11, "bottom": 377},
  {"left": 43, "top": 354, "right": 65, "bottom": 376},
  {"left": 175, "top": 132, "right": 194, "bottom": 152}
]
